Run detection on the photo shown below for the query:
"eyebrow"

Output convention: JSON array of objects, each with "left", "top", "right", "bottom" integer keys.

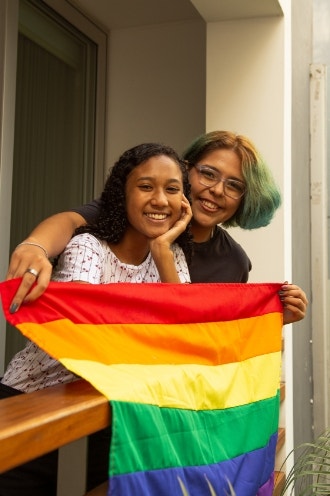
[{"left": 136, "top": 176, "right": 182, "bottom": 184}]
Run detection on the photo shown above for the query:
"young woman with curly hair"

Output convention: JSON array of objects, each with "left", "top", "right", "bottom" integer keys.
[{"left": 0, "top": 142, "right": 192, "bottom": 495}]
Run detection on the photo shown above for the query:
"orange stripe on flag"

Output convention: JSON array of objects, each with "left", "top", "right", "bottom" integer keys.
[{"left": 17, "top": 312, "right": 282, "bottom": 365}]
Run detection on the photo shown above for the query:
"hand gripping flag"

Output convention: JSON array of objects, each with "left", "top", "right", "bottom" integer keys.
[{"left": 0, "top": 280, "right": 283, "bottom": 496}]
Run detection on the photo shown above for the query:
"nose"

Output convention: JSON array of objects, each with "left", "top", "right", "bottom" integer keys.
[
  {"left": 150, "top": 189, "right": 169, "bottom": 206},
  {"left": 209, "top": 179, "right": 225, "bottom": 196}
]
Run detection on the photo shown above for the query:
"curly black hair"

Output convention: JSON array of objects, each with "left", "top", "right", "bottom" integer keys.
[{"left": 76, "top": 143, "right": 193, "bottom": 264}]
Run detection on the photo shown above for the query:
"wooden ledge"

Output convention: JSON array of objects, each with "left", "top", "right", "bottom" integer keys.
[
  {"left": 0, "top": 380, "right": 110, "bottom": 473},
  {"left": 85, "top": 482, "right": 108, "bottom": 495},
  {"left": 273, "top": 470, "right": 285, "bottom": 496},
  {"left": 276, "top": 427, "right": 285, "bottom": 453}
]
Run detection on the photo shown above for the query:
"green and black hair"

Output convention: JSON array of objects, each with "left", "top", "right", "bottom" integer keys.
[{"left": 183, "top": 130, "right": 281, "bottom": 229}]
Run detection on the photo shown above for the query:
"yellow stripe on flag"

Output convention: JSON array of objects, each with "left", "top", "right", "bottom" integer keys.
[{"left": 61, "top": 351, "right": 281, "bottom": 409}]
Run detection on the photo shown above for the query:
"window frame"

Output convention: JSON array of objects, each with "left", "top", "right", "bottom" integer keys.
[{"left": 43, "top": 0, "right": 107, "bottom": 196}]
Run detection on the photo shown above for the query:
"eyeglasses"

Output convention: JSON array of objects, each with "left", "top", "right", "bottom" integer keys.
[{"left": 193, "top": 165, "right": 246, "bottom": 200}]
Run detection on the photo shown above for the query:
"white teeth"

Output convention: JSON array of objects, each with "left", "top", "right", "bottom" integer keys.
[
  {"left": 146, "top": 213, "right": 168, "bottom": 220},
  {"left": 201, "top": 199, "right": 218, "bottom": 210}
]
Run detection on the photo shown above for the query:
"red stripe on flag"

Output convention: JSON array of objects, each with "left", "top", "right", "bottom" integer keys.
[{"left": 0, "top": 279, "right": 283, "bottom": 326}]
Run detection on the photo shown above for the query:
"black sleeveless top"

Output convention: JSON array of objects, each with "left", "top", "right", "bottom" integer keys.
[{"left": 189, "top": 225, "right": 251, "bottom": 283}]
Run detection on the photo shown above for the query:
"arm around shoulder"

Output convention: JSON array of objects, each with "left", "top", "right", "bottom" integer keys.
[{"left": 6, "top": 211, "right": 86, "bottom": 312}]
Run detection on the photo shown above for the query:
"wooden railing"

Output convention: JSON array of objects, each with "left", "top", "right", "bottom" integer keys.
[
  {"left": 0, "top": 379, "right": 286, "bottom": 495},
  {"left": 0, "top": 380, "right": 109, "bottom": 495},
  {"left": 0, "top": 380, "right": 109, "bottom": 473}
]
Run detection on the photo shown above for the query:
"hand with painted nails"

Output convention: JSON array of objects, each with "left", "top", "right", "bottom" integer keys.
[
  {"left": 279, "top": 282, "right": 308, "bottom": 325},
  {"left": 6, "top": 242, "right": 53, "bottom": 314},
  {"left": 6, "top": 212, "right": 86, "bottom": 313}
]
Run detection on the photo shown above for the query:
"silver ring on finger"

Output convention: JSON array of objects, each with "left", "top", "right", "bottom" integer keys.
[{"left": 25, "top": 268, "right": 39, "bottom": 278}]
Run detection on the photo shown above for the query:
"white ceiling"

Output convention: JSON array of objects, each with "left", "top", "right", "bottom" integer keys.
[
  {"left": 68, "top": 0, "right": 282, "bottom": 30},
  {"left": 190, "top": 0, "right": 283, "bottom": 22},
  {"left": 68, "top": 0, "right": 201, "bottom": 30}
]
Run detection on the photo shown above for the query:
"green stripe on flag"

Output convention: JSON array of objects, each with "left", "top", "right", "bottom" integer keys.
[{"left": 110, "top": 392, "right": 280, "bottom": 476}]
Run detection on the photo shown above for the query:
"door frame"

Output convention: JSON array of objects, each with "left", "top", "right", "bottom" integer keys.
[
  {"left": 310, "top": 63, "right": 330, "bottom": 435},
  {"left": 0, "top": 0, "right": 19, "bottom": 374}
]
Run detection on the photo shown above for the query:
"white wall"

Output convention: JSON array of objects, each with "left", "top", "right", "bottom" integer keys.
[
  {"left": 206, "top": 16, "right": 286, "bottom": 283},
  {"left": 105, "top": 19, "right": 206, "bottom": 174},
  {"left": 203, "top": 10, "right": 295, "bottom": 472}
]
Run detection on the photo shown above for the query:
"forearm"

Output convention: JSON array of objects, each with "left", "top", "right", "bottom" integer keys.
[
  {"left": 21, "top": 211, "right": 86, "bottom": 258},
  {"left": 151, "top": 245, "right": 181, "bottom": 283},
  {"left": 148, "top": 197, "right": 192, "bottom": 283},
  {"left": 7, "top": 211, "right": 87, "bottom": 311}
]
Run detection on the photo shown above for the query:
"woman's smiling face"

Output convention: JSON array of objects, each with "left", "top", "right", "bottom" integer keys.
[
  {"left": 125, "top": 155, "right": 184, "bottom": 239},
  {"left": 188, "top": 148, "right": 244, "bottom": 231}
]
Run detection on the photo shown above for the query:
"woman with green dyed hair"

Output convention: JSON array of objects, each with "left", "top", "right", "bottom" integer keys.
[
  {"left": 7, "top": 130, "right": 307, "bottom": 325},
  {"left": 183, "top": 130, "right": 281, "bottom": 230}
]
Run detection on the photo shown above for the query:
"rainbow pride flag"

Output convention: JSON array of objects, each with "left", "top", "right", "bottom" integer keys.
[{"left": 0, "top": 280, "right": 283, "bottom": 496}]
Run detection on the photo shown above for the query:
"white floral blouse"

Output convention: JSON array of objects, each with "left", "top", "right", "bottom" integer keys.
[{"left": 2, "top": 233, "right": 190, "bottom": 392}]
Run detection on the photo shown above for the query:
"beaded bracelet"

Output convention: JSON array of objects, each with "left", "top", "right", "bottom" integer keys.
[{"left": 16, "top": 242, "right": 49, "bottom": 259}]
